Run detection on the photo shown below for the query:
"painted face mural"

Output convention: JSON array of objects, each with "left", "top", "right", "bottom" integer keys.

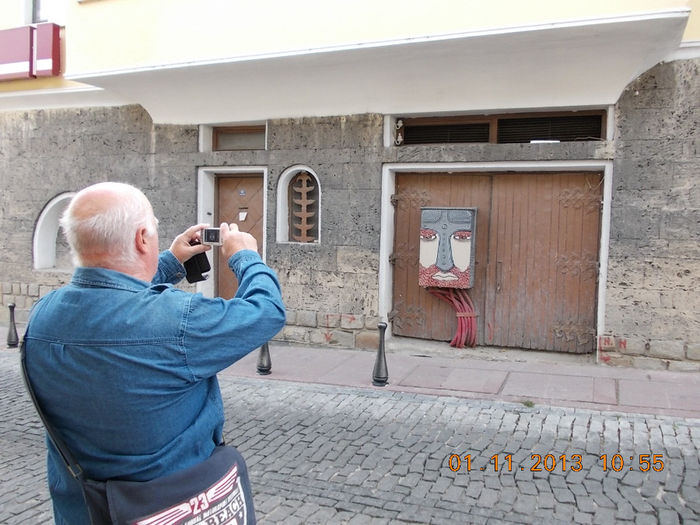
[{"left": 419, "top": 207, "right": 476, "bottom": 288}]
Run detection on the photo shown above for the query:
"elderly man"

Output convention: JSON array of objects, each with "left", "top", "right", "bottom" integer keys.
[{"left": 23, "top": 182, "right": 285, "bottom": 524}]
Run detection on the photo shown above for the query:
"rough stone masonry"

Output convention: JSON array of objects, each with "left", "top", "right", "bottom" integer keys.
[
  {"left": 604, "top": 58, "right": 700, "bottom": 371},
  {"left": 1, "top": 58, "right": 698, "bottom": 370}
]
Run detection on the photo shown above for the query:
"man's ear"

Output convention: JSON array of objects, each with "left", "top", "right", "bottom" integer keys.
[{"left": 135, "top": 227, "right": 149, "bottom": 254}]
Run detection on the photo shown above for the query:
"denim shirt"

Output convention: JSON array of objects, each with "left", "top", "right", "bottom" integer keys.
[{"left": 24, "top": 249, "right": 285, "bottom": 525}]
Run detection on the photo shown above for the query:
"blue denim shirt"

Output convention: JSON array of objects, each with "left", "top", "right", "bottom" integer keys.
[{"left": 24, "top": 249, "right": 285, "bottom": 525}]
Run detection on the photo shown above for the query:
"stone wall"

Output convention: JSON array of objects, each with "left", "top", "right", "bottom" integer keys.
[
  {"left": 603, "top": 58, "right": 700, "bottom": 371},
  {"left": 0, "top": 105, "right": 200, "bottom": 329},
  {"left": 2, "top": 58, "right": 698, "bottom": 367},
  {"left": 0, "top": 108, "right": 386, "bottom": 348},
  {"left": 265, "top": 114, "right": 385, "bottom": 348}
]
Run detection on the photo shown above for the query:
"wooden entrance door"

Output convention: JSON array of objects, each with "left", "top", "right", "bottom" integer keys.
[
  {"left": 391, "top": 172, "right": 602, "bottom": 353},
  {"left": 216, "top": 175, "right": 264, "bottom": 299}
]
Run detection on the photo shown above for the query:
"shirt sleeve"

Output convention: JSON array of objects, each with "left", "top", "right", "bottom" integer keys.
[
  {"left": 180, "top": 250, "right": 286, "bottom": 380},
  {"left": 152, "top": 250, "right": 186, "bottom": 285}
]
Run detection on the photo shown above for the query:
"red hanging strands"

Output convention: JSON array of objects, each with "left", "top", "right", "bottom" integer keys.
[
  {"left": 427, "top": 287, "right": 477, "bottom": 348},
  {"left": 458, "top": 288, "right": 477, "bottom": 347}
]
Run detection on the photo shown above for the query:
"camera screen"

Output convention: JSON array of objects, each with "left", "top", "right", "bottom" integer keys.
[{"left": 203, "top": 229, "right": 220, "bottom": 243}]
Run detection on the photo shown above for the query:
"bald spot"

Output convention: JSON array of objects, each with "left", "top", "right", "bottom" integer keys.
[{"left": 69, "top": 182, "right": 149, "bottom": 221}]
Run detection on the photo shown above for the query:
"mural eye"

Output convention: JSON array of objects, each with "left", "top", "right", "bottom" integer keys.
[
  {"left": 452, "top": 230, "right": 471, "bottom": 241},
  {"left": 420, "top": 228, "right": 437, "bottom": 241}
]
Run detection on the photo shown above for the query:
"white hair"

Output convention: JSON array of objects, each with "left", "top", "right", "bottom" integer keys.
[{"left": 60, "top": 182, "right": 157, "bottom": 268}]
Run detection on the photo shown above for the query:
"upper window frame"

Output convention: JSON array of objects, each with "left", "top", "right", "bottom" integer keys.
[
  {"left": 395, "top": 110, "right": 607, "bottom": 146},
  {"left": 212, "top": 125, "right": 266, "bottom": 151}
]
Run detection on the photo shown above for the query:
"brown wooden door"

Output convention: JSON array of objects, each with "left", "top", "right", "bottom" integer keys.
[
  {"left": 391, "top": 172, "right": 602, "bottom": 353},
  {"left": 216, "top": 175, "right": 264, "bottom": 299}
]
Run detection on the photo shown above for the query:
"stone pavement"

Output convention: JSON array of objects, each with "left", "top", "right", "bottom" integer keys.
[
  {"left": 1, "top": 343, "right": 699, "bottom": 524},
  {"left": 226, "top": 342, "right": 700, "bottom": 419}
]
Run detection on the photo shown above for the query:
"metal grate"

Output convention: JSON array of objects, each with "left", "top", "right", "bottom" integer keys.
[
  {"left": 397, "top": 112, "right": 605, "bottom": 145},
  {"left": 497, "top": 115, "right": 603, "bottom": 143},
  {"left": 289, "top": 171, "right": 318, "bottom": 242},
  {"left": 403, "top": 123, "right": 490, "bottom": 144}
]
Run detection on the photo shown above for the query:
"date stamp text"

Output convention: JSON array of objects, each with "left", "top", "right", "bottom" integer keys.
[{"left": 448, "top": 453, "right": 666, "bottom": 473}]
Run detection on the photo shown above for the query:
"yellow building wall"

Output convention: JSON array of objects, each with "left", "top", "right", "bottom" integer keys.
[
  {"left": 65, "top": 0, "right": 694, "bottom": 76},
  {"left": 685, "top": 0, "right": 700, "bottom": 38}
]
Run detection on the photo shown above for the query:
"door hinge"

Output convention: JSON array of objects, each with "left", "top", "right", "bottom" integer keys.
[
  {"left": 390, "top": 194, "right": 399, "bottom": 207},
  {"left": 389, "top": 253, "right": 397, "bottom": 265}
]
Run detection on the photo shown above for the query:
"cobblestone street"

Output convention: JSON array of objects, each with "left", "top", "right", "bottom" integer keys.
[{"left": 1, "top": 350, "right": 699, "bottom": 524}]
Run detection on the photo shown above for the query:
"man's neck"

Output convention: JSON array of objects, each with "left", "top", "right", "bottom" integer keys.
[{"left": 80, "top": 255, "right": 153, "bottom": 282}]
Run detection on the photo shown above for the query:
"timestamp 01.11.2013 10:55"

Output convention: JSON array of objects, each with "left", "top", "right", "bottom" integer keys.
[{"left": 447, "top": 453, "right": 666, "bottom": 473}]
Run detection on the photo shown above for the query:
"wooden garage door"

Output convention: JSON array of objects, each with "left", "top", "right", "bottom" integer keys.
[{"left": 391, "top": 172, "right": 602, "bottom": 353}]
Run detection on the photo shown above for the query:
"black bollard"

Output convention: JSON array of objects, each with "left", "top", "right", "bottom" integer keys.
[
  {"left": 372, "top": 322, "right": 388, "bottom": 386},
  {"left": 7, "top": 303, "right": 19, "bottom": 348},
  {"left": 256, "top": 342, "right": 271, "bottom": 375}
]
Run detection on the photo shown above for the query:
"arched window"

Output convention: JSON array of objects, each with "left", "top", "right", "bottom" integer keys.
[
  {"left": 276, "top": 166, "right": 321, "bottom": 243},
  {"left": 33, "top": 192, "right": 74, "bottom": 271},
  {"left": 288, "top": 171, "right": 319, "bottom": 242}
]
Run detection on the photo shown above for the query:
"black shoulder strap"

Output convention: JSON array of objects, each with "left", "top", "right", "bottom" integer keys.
[{"left": 20, "top": 334, "right": 84, "bottom": 481}]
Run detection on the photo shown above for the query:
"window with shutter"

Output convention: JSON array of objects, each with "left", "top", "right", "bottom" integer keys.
[{"left": 395, "top": 111, "right": 605, "bottom": 145}]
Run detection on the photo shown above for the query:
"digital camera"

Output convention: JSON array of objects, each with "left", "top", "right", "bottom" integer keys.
[{"left": 201, "top": 227, "right": 222, "bottom": 246}]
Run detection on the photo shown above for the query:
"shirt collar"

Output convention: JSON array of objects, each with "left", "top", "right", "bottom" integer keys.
[{"left": 71, "top": 266, "right": 151, "bottom": 292}]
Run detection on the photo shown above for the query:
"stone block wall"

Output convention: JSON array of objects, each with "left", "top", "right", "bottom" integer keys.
[
  {"left": 603, "top": 58, "right": 700, "bottom": 371},
  {"left": 2, "top": 59, "right": 698, "bottom": 367},
  {"left": 0, "top": 105, "right": 200, "bottom": 332},
  {"left": 265, "top": 114, "right": 385, "bottom": 348},
  {"left": 0, "top": 108, "right": 385, "bottom": 348}
]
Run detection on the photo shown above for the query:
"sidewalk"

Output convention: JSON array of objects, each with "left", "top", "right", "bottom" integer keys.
[
  {"left": 223, "top": 340, "right": 700, "bottom": 420},
  {"left": 4, "top": 322, "right": 699, "bottom": 419}
]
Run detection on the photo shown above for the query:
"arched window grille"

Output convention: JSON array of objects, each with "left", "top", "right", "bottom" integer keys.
[{"left": 288, "top": 171, "right": 319, "bottom": 242}]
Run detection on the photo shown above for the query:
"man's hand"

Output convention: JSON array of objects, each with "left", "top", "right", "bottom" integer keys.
[
  {"left": 220, "top": 222, "right": 258, "bottom": 260},
  {"left": 169, "top": 223, "right": 212, "bottom": 264}
]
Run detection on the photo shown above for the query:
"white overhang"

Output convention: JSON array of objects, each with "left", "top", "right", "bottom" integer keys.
[{"left": 0, "top": 10, "right": 691, "bottom": 124}]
